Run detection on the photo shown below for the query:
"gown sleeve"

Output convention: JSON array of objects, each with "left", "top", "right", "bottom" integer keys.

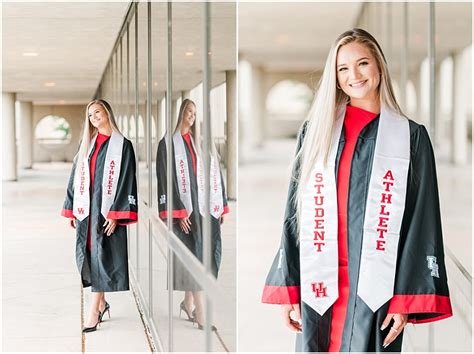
[
  {"left": 221, "top": 167, "right": 230, "bottom": 215},
  {"left": 61, "top": 158, "right": 77, "bottom": 219},
  {"left": 387, "top": 125, "right": 453, "bottom": 323},
  {"left": 261, "top": 122, "right": 308, "bottom": 305},
  {"left": 156, "top": 137, "right": 188, "bottom": 220},
  {"left": 107, "top": 139, "right": 138, "bottom": 225}
]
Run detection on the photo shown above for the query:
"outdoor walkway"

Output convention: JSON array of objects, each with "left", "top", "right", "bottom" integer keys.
[
  {"left": 238, "top": 138, "right": 472, "bottom": 352},
  {"left": 2, "top": 163, "right": 150, "bottom": 352}
]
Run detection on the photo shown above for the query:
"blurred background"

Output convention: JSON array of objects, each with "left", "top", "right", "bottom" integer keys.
[
  {"left": 238, "top": 1, "right": 472, "bottom": 352},
  {"left": 3, "top": 1, "right": 236, "bottom": 352}
]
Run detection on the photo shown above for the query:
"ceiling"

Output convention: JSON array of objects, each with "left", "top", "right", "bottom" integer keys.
[
  {"left": 2, "top": 1, "right": 236, "bottom": 105},
  {"left": 238, "top": 2, "right": 472, "bottom": 76}
]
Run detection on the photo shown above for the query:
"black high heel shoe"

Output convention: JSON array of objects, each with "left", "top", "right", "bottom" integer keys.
[
  {"left": 192, "top": 309, "right": 217, "bottom": 331},
  {"left": 179, "top": 301, "right": 194, "bottom": 321},
  {"left": 83, "top": 314, "right": 101, "bottom": 333},
  {"left": 98, "top": 302, "right": 110, "bottom": 323}
]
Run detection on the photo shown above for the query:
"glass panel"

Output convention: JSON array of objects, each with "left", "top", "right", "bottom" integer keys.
[
  {"left": 128, "top": 12, "right": 138, "bottom": 277},
  {"left": 169, "top": 2, "right": 206, "bottom": 351},
  {"left": 208, "top": 2, "right": 236, "bottom": 351},
  {"left": 151, "top": 1, "right": 169, "bottom": 350},
  {"left": 137, "top": 1, "right": 150, "bottom": 310}
]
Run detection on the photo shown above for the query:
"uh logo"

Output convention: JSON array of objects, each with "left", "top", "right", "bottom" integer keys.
[{"left": 311, "top": 282, "right": 328, "bottom": 298}]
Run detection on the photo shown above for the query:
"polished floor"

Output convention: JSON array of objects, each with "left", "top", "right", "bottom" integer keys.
[{"left": 2, "top": 163, "right": 236, "bottom": 352}]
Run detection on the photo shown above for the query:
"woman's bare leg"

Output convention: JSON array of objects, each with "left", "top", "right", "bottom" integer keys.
[
  {"left": 192, "top": 291, "right": 204, "bottom": 325},
  {"left": 85, "top": 291, "right": 102, "bottom": 327},
  {"left": 183, "top": 291, "right": 194, "bottom": 314},
  {"left": 99, "top": 292, "right": 106, "bottom": 313}
]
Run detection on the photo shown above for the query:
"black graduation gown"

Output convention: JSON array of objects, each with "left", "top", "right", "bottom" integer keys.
[
  {"left": 262, "top": 118, "right": 453, "bottom": 352},
  {"left": 156, "top": 136, "right": 229, "bottom": 290},
  {"left": 61, "top": 138, "right": 138, "bottom": 292}
]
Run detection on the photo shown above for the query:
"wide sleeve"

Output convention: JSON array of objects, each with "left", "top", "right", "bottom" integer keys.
[
  {"left": 261, "top": 122, "right": 308, "bottom": 305},
  {"left": 387, "top": 125, "right": 453, "bottom": 323},
  {"left": 156, "top": 137, "right": 188, "bottom": 220},
  {"left": 61, "top": 159, "right": 76, "bottom": 219},
  {"left": 107, "top": 139, "right": 138, "bottom": 226}
]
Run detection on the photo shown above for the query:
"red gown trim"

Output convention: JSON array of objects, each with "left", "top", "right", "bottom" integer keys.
[
  {"left": 261, "top": 285, "right": 300, "bottom": 304},
  {"left": 328, "top": 105, "right": 378, "bottom": 352},
  {"left": 61, "top": 208, "right": 74, "bottom": 219},
  {"left": 159, "top": 209, "right": 188, "bottom": 219},
  {"left": 107, "top": 211, "right": 138, "bottom": 226},
  {"left": 388, "top": 294, "right": 453, "bottom": 323}
]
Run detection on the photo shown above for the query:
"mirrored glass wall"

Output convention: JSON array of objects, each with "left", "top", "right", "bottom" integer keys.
[{"left": 95, "top": 2, "right": 236, "bottom": 351}]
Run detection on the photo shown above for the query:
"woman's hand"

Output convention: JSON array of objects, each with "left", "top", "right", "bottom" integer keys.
[
  {"left": 220, "top": 215, "right": 224, "bottom": 225},
  {"left": 381, "top": 313, "right": 408, "bottom": 348},
  {"left": 281, "top": 304, "right": 302, "bottom": 333},
  {"left": 179, "top": 217, "right": 192, "bottom": 234},
  {"left": 70, "top": 219, "right": 77, "bottom": 229},
  {"left": 103, "top": 218, "right": 118, "bottom": 236}
]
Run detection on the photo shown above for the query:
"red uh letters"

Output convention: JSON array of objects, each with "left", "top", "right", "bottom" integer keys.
[
  {"left": 313, "top": 172, "right": 325, "bottom": 252},
  {"left": 376, "top": 170, "right": 394, "bottom": 251},
  {"left": 311, "top": 282, "right": 328, "bottom": 298}
]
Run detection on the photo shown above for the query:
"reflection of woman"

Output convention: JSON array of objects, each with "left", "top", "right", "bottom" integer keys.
[
  {"left": 156, "top": 99, "right": 229, "bottom": 328},
  {"left": 61, "top": 99, "right": 138, "bottom": 333},
  {"left": 262, "top": 29, "right": 452, "bottom": 352}
]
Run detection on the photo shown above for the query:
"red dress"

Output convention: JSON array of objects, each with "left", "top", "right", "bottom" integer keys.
[
  {"left": 328, "top": 105, "right": 378, "bottom": 351},
  {"left": 182, "top": 133, "right": 197, "bottom": 174},
  {"left": 86, "top": 133, "right": 110, "bottom": 251}
]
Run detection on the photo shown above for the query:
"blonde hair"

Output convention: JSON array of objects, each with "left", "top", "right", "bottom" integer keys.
[
  {"left": 74, "top": 99, "right": 121, "bottom": 184},
  {"left": 295, "top": 28, "right": 404, "bottom": 219}
]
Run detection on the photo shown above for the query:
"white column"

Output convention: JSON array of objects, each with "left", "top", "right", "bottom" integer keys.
[
  {"left": 17, "top": 101, "right": 33, "bottom": 169},
  {"left": 225, "top": 70, "right": 237, "bottom": 200},
  {"left": 251, "top": 64, "right": 265, "bottom": 147},
  {"left": 182, "top": 90, "right": 191, "bottom": 100},
  {"left": 451, "top": 49, "right": 470, "bottom": 165},
  {"left": 3, "top": 92, "right": 17, "bottom": 181}
]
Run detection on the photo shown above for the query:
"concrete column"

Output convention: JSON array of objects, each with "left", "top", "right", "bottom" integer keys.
[
  {"left": 451, "top": 50, "right": 469, "bottom": 165},
  {"left": 16, "top": 101, "right": 33, "bottom": 169},
  {"left": 182, "top": 90, "right": 191, "bottom": 100},
  {"left": 251, "top": 64, "right": 265, "bottom": 147},
  {"left": 3, "top": 92, "right": 17, "bottom": 181},
  {"left": 434, "top": 64, "right": 444, "bottom": 150},
  {"left": 171, "top": 98, "right": 178, "bottom": 129},
  {"left": 225, "top": 70, "right": 237, "bottom": 200}
]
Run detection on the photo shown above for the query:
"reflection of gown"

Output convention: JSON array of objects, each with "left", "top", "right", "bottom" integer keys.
[{"left": 156, "top": 133, "right": 229, "bottom": 291}]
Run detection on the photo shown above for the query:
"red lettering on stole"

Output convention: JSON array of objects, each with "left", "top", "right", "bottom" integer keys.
[
  {"left": 311, "top": 282, "right": 328, "bottom": 298},
  {"left": 107, "top": 160, "right": 116, "bottom": 195},
  {"left": 179, "top": 160, "right": 187, "bottom": 193},
  {"left": 313, "top": 172, "right": 325, "bottom": 253},
  {"left": 376, "top": 170, "right": 395, "bottom": 251}
]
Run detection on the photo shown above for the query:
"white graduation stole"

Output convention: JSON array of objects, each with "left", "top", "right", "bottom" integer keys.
[
  {"left": 171, "top": 132, "right": 224, "bottom": 219},
  {"left": 73, "top": 132, "right": 124, "bottom": 221},
  {"left": 299, "top": 105, "right": 410, "bottom": 316}
]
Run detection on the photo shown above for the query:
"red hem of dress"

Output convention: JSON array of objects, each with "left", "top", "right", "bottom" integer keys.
[
  {"left": 261, "top": 285, "right": 300, "bottom": 304},
  {"left": 388, "top": 294, "right": 453, "bottom": 323},
  {"left": 159, "top": 209, "right": 188, "bottom": 219},
  {"left": 61, "top": 208, "right": 75, "bottom": 219}
]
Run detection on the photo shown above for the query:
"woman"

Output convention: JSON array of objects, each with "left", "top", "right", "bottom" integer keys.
[
  {"left": 156, "top": 98, "right": 229, "bottom": 329},
  {"left": 61, "top": 99, "right": 138, "bottom": 333},
  {"left": 262, "top": 28, "right": 452, "bottom": 352}
]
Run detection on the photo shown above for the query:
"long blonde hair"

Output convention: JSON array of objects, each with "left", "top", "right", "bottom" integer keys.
[
  {"left": 74, "top": 99, "right": 121, "bottom": 184},
  {"left": 173, "top": 98, "right": 205, "bottom": 156},
  {"left": 295, "top": 28, "right": 404, "bottom": 218}
]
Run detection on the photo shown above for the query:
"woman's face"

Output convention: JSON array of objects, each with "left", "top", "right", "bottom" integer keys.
[
  {"left": 336, "top": 41, "right": 380, "bottom": 103},
  {"left": 88, "top": 103, "right": 111, "bottom": 130},
  {"left": 182, "top": 103, "right": 196, "bottom": 128}
]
